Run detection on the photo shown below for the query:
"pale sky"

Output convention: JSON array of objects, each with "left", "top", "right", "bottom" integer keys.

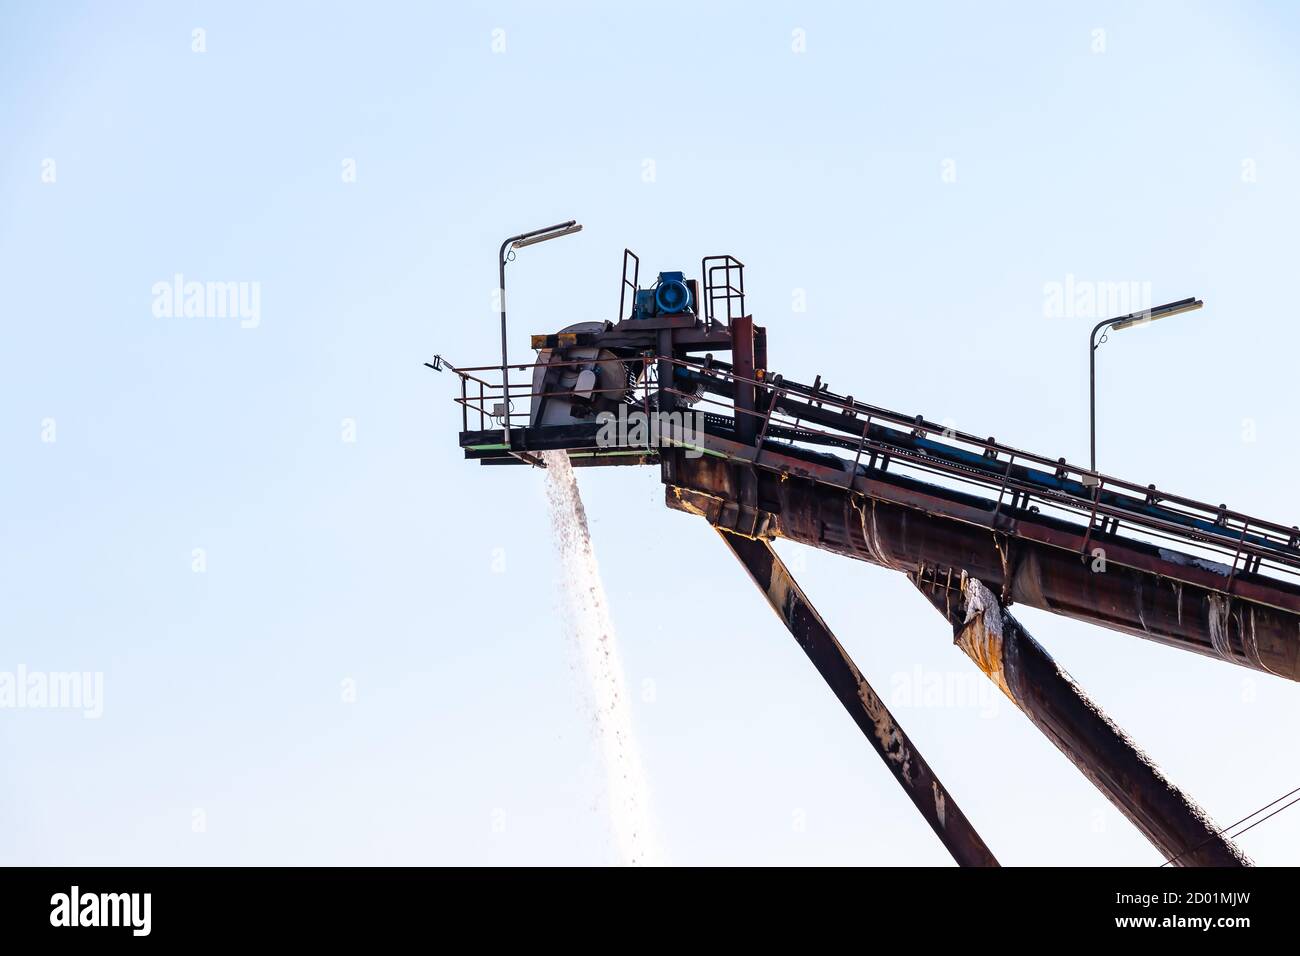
[{"left": 3, "top": 0, "right": 1299, "bottom": 865}]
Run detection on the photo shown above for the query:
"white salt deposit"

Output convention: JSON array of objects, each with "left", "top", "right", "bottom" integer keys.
[{"left": 541, "top": 449, "right": 660, "bottom": 865}]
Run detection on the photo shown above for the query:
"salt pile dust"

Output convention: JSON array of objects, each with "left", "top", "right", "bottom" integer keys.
[{"left": 541, "top": 449, "right": 660, "bottom": 866}]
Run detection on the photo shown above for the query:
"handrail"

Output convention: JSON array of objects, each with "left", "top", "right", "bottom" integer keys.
[{"left": 443, "top": 351, "right": 1300, "bottom": 575}]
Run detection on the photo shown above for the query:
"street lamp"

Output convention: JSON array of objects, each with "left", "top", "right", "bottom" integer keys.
[
  {"left": 498, "top": 220, "right": 583, "bottom": 447},
  {"left": 1089, "top": 296, "right": 1202, "bottom": 473}
]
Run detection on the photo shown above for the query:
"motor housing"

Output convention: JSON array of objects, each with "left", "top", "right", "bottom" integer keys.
[
  {"left": 654, "top": 271, "right": 692, "bottom": 314},
  {"left": 630, "top": 271, "right": 694, "bottom": 320}
]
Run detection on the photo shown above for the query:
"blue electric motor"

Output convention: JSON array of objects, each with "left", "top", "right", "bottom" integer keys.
[
  {"left": 631, "top": 270, "right": 694, "bottom": 320},
  {"left": 654, "top": 271, "right": 692, "bottom": 314}
]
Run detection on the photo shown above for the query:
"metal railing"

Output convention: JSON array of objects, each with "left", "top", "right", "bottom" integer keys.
[
  {"left": 447, "top": 356, "right": 650, "bottom": 433},
  {"left": 700, "top": 255, "right": 745, "bottom": 329},
  {"left": 617, "top": 248, "right": 640, "bottom": 323},
  {"left": 652, "top": 355, "right": 1300, "bottom": 584},
  {"left": 442, "top": 351, "right": 1300, "bottom": 586}
]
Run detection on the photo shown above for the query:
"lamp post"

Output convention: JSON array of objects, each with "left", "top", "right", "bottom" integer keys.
[
  {"left": 497, "top": 220, "right": 583, "bottom": 448},
  {"left": 1089, "top": 296, "right": 1202, "bottom": 473}
]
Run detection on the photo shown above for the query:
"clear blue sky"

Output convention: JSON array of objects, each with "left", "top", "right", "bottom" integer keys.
[{"left": 3, "top": 1, "right": 1300, "bottom": 865}]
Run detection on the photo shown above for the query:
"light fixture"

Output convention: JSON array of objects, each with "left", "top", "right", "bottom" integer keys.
[
  {"left": 512, "top": 223, "right": 583, "bottom": 249},
  {"left": 497, "top": 220, "right": 584, "bottom": 452},
  {"left": 1109, "top": 297, "right": 1202, "bottom": 332},
  {"left": 1089, "top": 296, "right": 1203, "bottom": 471}
]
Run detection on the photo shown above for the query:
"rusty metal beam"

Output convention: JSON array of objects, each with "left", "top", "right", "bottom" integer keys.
[
  {"left": 717, "top": 529, "right": 999, "bottom": 867},
  {"left": 730, "top": 314, "right": 757, "bottom": 445},
  {"left": 913, "top": 568, "right": 1250, "bottom": 867},
  {"left": 662, "top": 452, "right": 1300, "bottom": 681}
]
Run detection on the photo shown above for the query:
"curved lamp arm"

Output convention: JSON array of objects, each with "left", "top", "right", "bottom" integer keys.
[
  {"left": 1088, "top": 297, "right": 1202, "bottom": 471},
  {"left": 497, "top": 221, "right": 582, "bottom": 447}
]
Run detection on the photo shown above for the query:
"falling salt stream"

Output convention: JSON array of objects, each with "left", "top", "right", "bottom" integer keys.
[{"left": 541, "top": 448, "right": 660, "bottom": 866}]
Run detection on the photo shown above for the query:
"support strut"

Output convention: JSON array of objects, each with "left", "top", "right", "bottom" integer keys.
[
  {"left": 718, "top": 530, "right": 999, "bottom": 867},
  {"left": 912, "top": 568, "right": 1249, "bottom": 867}
]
